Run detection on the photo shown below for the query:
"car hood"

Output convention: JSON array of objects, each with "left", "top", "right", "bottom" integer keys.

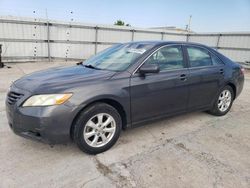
[{"left": 14, "top": 65, "right": 116, "bottom": 93}]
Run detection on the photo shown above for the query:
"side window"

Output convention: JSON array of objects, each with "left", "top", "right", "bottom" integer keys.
[
  {"left": 144, "top": 46, "right": 184, "bottom": 71},
  {"left": 187, "top": 47, "right": 212, "bottom": 67},
  {"left": 211, "top": 53, "right": 224, "bottom": 65}
]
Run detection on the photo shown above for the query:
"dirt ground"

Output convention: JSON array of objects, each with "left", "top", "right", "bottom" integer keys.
[{"left": 0, "top": 61, "right": 250, "bottom": 188}]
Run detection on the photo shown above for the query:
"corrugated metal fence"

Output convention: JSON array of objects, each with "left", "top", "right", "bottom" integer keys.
[{"left": 0, "top": 16, "right": 250, "bottom": 63}]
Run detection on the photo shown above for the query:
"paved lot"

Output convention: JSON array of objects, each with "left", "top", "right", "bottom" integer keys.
[{"left": 0, "top": 62, "right": 250, "bottom": 188}]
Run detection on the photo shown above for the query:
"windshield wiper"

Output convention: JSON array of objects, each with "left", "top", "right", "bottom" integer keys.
[
  {"left": 83, "top": 64, "right": 101, "bottom": 70},
  {"left": 76, "top": 61, "right": 83, "bottom": 65}
]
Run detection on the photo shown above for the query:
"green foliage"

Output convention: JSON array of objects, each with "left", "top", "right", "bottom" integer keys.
[{"left": 114, "top": 20, "right": 131, "bottom": 27}]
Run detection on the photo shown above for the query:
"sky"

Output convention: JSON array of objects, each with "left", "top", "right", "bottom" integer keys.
[{"left": 0, "top": 0, "right": 250, "bottom": 32}]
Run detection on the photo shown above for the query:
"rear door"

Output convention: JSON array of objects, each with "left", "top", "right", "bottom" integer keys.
[
  {"left": 130, "top": 45, "right": 189, "bottom": 124},
  {"left": 184, "top": 45, "right": 225, "bottom": 110}
]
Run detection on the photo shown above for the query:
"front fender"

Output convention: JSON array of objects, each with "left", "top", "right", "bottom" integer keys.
[{"left": 68, "top": 77, "right": 131, "bottom": 129}]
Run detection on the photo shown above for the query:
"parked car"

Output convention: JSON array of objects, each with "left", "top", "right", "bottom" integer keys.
[{"left": 6, "top": 41, "right": 244, "bottom": 154}]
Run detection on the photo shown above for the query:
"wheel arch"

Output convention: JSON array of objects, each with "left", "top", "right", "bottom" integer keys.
[
  {"left": 70, "top": 98, "right": 128, "bottom": 140},
  {"left": 227, "top": 82, "right": 236, "bottom": 100}
]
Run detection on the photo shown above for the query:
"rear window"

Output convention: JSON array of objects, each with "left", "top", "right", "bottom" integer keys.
[
  {"left": 187, "top": 47, "right": 212, "bottom": 67},
  {"left": 211, "top": 53, "right": 224, "bottom": 65}
]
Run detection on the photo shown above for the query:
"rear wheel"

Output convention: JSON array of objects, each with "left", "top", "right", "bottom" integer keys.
[
  {"left": 208, "top": 85, "right": 234, "bottom": 116},
  {"left": 73, "top": 103, "right": 122, "bottom": 154}
]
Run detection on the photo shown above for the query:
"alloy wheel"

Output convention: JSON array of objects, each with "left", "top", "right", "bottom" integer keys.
[
  {"left": 83, "top": 113, "right": 116, "bottom": 147},
  {"left": 217, "top": 89, "right": 232, "bottom": 112}
]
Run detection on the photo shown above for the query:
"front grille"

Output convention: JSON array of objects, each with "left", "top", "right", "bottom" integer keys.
[{"left": 7, "top": 91, "right": 24, "bottom": 105}]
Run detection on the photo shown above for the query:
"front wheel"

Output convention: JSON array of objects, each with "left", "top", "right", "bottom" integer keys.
[
  {"left": 208, "top": 85, "right": 234, "bottom": 116},
  {"left": 73, "top": 103, "right": 122, "bottom": 154}
]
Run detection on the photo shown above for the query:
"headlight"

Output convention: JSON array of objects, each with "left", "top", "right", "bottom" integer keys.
[{"left": 22, "top": 93, "right": 72, "bottom": 107}]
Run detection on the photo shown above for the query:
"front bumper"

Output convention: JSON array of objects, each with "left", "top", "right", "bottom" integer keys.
[{"left": 6, "top": 84, "right": 75, "bottom": 144}]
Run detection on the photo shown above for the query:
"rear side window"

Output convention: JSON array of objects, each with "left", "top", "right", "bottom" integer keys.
[
  {"left": 144, "top": 45, "right": 184, "bottom": 71},
  {"left": 211, "top": 53, "right": 224, "bottom": 65},
  {"left": 187, "top": 47, "right": 212, "bottom": 67}
]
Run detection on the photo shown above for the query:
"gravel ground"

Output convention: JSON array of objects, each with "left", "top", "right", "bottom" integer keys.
[{"left": 0, "top": 61, "right": 250, "bottom": 188}]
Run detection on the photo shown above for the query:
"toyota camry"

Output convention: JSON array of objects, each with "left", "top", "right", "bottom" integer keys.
[{"left": 6, "top": 41, "right": 244, "bottom": 154}]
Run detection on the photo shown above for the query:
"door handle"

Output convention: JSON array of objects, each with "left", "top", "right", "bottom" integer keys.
[
  {"left": 180, "top": 74, "right": 187, "bottom": 81},
  {"left": 220, "top": 69, "right": 224, "bottom": 74}
]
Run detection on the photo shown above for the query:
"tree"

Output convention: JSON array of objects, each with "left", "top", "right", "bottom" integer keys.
[{"left": 114, "top": 20, "right": 131, "bottom": 26}]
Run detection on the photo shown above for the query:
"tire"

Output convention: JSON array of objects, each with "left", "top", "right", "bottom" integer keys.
[
  {"left": 73, "top": 103, "right": 122, "bottom": 154},
  {"left": 208, "top": 85, "right": 234, "bottom": 116}
]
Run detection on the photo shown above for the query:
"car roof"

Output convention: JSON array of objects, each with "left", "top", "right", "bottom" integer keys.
[{"left": 125, "top": 40, "right": 211, "bottom": 49}]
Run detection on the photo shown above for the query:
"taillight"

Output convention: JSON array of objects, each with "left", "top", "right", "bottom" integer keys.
[{"left": 240, "top": 67, "right": 245, "bottom": 75}]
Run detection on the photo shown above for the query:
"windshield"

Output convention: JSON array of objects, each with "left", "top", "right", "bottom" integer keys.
[{"left": 82, "top": 43, "right": 154, "bottom": 71}]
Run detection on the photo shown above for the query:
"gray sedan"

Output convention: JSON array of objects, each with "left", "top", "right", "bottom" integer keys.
[{"left": 6, "top": 41, "right": 244, "bottom": 154}]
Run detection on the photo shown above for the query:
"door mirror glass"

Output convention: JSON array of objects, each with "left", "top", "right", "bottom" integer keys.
[{"left": 139, "top": 64, "right": 160, "bottom": 74}]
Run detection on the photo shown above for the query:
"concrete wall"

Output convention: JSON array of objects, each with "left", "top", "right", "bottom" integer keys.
[{"left": 0, "top": 16, "right": 250, "bottom": 63}]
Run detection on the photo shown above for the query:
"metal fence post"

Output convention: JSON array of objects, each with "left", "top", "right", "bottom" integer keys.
[
  {"left": 186, "top": 34, "right": 190, "bottom": 42},
  {"left": 94, "top": 26, "right": 99, "bottom": 54},
  {"left": 161, "top": 32, "right": 164, "bottom": 40},
  {"left": 0, "top": 44, "right": 3, "bottom": 68},
  {"left": 216, "top": 34, "right": 221, "bottom": 49},
  {"left": 46, "top": 22, "right": 51, "bottom": 62},
  {"left": 131, "top": 29, "right": 135, "bottom": 41}
]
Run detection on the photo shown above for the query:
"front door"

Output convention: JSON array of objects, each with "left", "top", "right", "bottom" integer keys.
[{"left": 130, "top": 45, "right": 189, "bottom": 124}]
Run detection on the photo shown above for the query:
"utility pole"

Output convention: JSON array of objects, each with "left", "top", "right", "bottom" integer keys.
[{"left": 188, "top": 15, "right": 192, "bottom": 33}]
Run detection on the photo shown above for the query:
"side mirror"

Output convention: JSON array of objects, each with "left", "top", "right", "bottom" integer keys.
[{"left": 139, "top": 64, "right": 160, "bottom": 74}]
